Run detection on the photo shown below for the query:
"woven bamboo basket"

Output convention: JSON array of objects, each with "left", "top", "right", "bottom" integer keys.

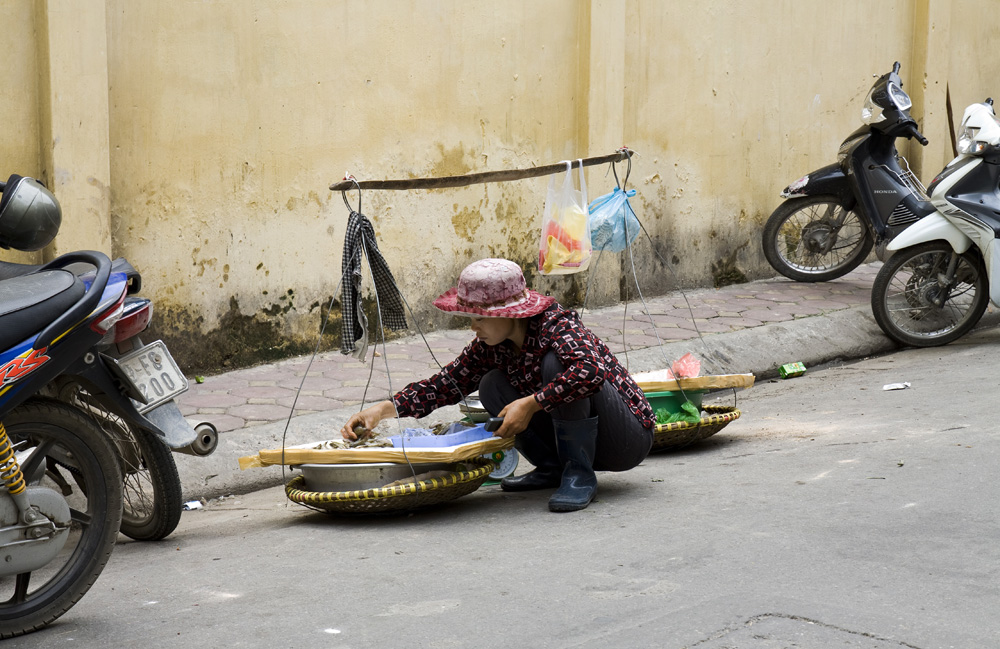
[
  {"left": 285, "top": 456, "right": 495, "bottom": 515},
  {"left": 651, "top": 405, "right": 741, "bottom": 452}
]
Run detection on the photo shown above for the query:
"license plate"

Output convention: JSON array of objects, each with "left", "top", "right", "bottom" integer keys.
[{"left": 113, "top": 341, "right": 189, "bottom": 413}]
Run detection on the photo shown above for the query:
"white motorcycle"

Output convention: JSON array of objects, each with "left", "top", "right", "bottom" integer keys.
[{"left": 871, "top": 98, "right": 1000, "bottom": 347}]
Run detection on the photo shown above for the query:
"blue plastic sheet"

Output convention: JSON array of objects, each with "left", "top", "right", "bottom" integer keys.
[{"left": 389, "top": 423, "right": 492, "bottom": 448}]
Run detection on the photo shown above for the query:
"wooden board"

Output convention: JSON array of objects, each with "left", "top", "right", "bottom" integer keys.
[
  {"left": 637, "top": 373, "right": 756, "bottom": 394},
  {"left": 239, "top": 436, "right": 514, "bottom": 470}
]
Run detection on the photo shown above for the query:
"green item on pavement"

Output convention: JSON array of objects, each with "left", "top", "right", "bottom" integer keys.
[{"left": 779, "top": 362, "right": 807, "bottom": 379}]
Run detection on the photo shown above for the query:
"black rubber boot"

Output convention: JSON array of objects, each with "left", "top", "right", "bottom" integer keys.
[
  {"left": 500, "top": 429, "right": 562, "bottom": 492},
  {"left": 548, "top": 417, "right": 599, "bottom": 512}
]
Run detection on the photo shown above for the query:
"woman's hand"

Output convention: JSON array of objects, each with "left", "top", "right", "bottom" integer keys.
[
  {"left": 341, "top": 400, "right": 396, "bottom": 440},
  {"left": 495, "top": 394, "right": 543, "bottom": 438}
]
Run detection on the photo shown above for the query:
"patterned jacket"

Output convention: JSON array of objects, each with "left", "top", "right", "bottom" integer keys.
[{"left": 392, "top": 303, "right": 654, "bottom": 428}]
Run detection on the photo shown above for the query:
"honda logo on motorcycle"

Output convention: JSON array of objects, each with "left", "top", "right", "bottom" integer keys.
[{"left": 0, "top": 348, "right": 51, "bottom": 386}]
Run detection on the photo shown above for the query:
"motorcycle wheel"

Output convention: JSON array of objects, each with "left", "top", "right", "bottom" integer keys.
[
  {"left": 71, "top": 390, "right": 182, "bottom": 542},
  {"left": 762, "top": 195, "right": 874, "bottom": 282},
  {"left": 0, "top": 398, "right": 123, "bottom": 639},
  {"left": 871, "top": 241, "right": 989, "bottom": 348}
]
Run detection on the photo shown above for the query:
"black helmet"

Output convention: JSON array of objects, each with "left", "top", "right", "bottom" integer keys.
[{"left": 0, "top": 174, "right": 61, "bottom": 251}]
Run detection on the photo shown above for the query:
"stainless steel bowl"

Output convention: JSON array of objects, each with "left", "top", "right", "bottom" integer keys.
[{"left": 298, "top": 462, "right": 454, "bottom": 492}]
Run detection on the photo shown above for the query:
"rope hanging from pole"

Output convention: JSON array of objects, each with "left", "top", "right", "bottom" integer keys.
[{"left": 329, "top": 148, "right": 634, "bottom": 192}]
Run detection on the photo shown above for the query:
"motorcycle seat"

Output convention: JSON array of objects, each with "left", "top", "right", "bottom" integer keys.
[
  {"left": 0, "top": 260, "right": 43, "bottom": 281},
  {"left": 0, "top": 269, "right": 86, "bottom": 350}
]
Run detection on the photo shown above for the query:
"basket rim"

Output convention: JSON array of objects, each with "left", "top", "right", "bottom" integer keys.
[{"left": 286, "top": 457, "right": 494, "bottom": 504}]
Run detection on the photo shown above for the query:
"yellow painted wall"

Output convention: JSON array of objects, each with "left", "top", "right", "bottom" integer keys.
[
  {"left": 0, "top": 1, "right": 42, "bottom": 265},
  {"left": 104, "top": 0, "right": 592, "bottom": 369},
  {"left": 4, "top": 0, "right": 1000, "bottom": 372},
  {"left": 1, "top": 2, "right": 40, "bottom": 177}
]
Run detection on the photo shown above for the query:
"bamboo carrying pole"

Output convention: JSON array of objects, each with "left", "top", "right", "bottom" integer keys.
[{"left": 329, "top": 148, "right": 634, "bottom": 192}]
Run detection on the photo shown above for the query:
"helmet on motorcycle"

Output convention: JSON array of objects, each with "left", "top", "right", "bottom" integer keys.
[{"left": 0, "top": 174, "right": 61, "bottom": 251}]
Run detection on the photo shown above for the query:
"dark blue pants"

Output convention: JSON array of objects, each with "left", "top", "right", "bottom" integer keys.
[{"left": 478, "top": 352, "right": 652, "bottom": 471}]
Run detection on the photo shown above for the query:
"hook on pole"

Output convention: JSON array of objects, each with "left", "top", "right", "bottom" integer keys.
[{"left": 341, "top": 175, "right": 362, "bottom": 214}]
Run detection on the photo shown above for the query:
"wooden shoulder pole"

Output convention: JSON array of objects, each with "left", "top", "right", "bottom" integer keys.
[{"left": 329, "top": 149, "right": 633, "bottom": 192}]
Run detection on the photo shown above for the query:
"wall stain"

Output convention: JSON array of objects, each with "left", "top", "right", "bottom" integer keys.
[
  {"left": 451, "top": 205, "right": 484, "bottom": 242},
  {"left": 428, "top": 143, "right": 474, "bottom": 178},
  {"left": 711, "top": 240, "right": 750, "bottom": 288},
  {"left": 146, "top": 297, "right": 306, "bottom": 372},
  {"left": 150, "top": 293, "right": 416, "bottom": 375},
  {"left": 191, "top": 246, "right": 217, "bottom": 277}
]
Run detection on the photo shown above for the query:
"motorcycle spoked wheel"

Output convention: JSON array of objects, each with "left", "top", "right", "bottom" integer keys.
[
  {"left": 871, "top": 241, "right": 989, "bottom": 348},
  {"left": 762, "top": 195, "right": 874, "bottom": 282},
  {"left": 0, "top": 398, "right": 123, "bottom": 639},
  {"left": 71, "top": 390, "right": 182, "bottom": 542}
]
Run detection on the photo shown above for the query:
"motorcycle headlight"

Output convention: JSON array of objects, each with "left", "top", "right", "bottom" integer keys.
[
  {"left": 958, "top": 126, "right": 986, "bottom": 155},
  {"left": 956, "top": 102, "right": 1000, "bottom": 155},
  {"left": 861, "top": 87, "right": 885, "bottom": 125}
]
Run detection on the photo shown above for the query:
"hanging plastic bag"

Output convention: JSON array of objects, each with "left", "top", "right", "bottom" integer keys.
[
  {"left": 538, "top": 160, "right": 592, "bottom": 275},
  {"left": 588, "top": 187, "right": 640, "bottom": 253}
]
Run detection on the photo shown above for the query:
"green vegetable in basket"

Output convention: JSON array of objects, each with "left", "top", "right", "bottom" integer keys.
[{"left": 655, "top": 401, "right": 702, "bottom": 425}]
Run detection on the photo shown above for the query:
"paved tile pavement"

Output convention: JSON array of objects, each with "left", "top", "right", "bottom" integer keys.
[{"left": 177, "top": 264, "right": 881, "bottom": 433}]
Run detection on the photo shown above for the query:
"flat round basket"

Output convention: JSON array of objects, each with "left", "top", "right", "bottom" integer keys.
[
  {"left": 651, "top": 405, "right": 741, "bottom": 452},
  {"left": 285, "top": 456, "right": 495, "bottom": 515}
]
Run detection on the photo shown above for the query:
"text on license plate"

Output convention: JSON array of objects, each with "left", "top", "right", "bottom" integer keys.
[{"left": 116, "top": 341, "right": 189, "bottom": 413}]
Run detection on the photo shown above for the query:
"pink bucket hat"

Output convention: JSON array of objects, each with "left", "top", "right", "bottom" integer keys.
[{"left": 433, "top": 258, "right": 554, "bottom": 318}]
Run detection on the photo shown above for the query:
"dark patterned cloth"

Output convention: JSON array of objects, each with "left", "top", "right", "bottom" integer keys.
[
  {"left": 340, "top": 210, "right": 407, "bottom": 359},
  {"left": 392, "top": 303, "right": 654, "bottom": 428}
]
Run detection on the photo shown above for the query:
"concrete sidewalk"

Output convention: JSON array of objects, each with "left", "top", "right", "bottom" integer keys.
[{"left": 171, "top": 262, "right": 996, "bottom": 500}]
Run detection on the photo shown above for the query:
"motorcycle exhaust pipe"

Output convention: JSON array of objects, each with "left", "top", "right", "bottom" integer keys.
[{"left": 176, "top": 420, "right": 219, "bottom": 457}]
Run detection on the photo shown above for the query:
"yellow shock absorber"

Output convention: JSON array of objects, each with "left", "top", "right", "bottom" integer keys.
[{"left": 0, "top": 422, "right": 26, "bottom": 496}]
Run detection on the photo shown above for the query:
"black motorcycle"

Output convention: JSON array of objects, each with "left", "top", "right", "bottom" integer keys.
[{"left": 762, "top": 62, "right": 932, "bottom": 282}]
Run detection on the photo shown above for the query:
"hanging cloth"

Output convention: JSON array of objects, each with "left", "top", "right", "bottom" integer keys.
[{"left": 340, "top": 210, "right": 407, "bottom": 360}]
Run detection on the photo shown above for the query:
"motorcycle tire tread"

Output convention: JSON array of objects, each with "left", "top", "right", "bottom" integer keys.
[
  {"left": 0, "top": 398, "right": 123, "bottom": 639},
  {"left": 762, "top": 194, "right": 874, "bottom": 282},
  {"left": 118, "top": 427, "right": 182, "bottom": 542},
  {"left": 871, "top": 242, "right": 990, "bottom": 348}
]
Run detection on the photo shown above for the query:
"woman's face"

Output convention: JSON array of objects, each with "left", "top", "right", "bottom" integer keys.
[{"left": 470, "top": 317, "right": 516, "bottom": 346}]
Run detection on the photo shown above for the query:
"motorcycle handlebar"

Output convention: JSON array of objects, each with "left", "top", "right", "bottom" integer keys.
[{"left": 907, "top": 124, "right": 929, "bottom": 146}]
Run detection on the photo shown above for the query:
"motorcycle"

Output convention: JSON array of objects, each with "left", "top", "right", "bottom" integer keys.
[
  {"left": 48, "top": 260, "right": 219, "bottom": 542},
  {"left": 0, "top": 199, "right": 218, "bottom": 544},
  {"left": 0, "top": 174, "right": 214, "bottom": 636},
  {"left": 870, "top": 99, "right": 1000, "bottom": 347},
  {"left": 763, "top": 62, "right": 932, "bottom": 282}
]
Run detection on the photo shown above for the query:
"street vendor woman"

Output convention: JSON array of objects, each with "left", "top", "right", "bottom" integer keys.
[{"left": 341, "top": 258, "right": 654, "bottom": 512}]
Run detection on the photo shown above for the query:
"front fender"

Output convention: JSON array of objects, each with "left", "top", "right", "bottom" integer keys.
[
  {"left": 886, "top": 213, "right": 974, "bottom": 254},
  {"left": 781, "top": 163, "right": 855, "bottom": 209}
]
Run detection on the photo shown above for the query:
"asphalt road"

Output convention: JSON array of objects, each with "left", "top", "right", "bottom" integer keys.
[{"left": 10, "top": 328, "right": 1000, "bottom": 648}]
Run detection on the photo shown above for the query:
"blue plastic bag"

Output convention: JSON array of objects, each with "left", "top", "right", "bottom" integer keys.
[{"left": 588, "top": 187, "right": 640, "bottom": 252}]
